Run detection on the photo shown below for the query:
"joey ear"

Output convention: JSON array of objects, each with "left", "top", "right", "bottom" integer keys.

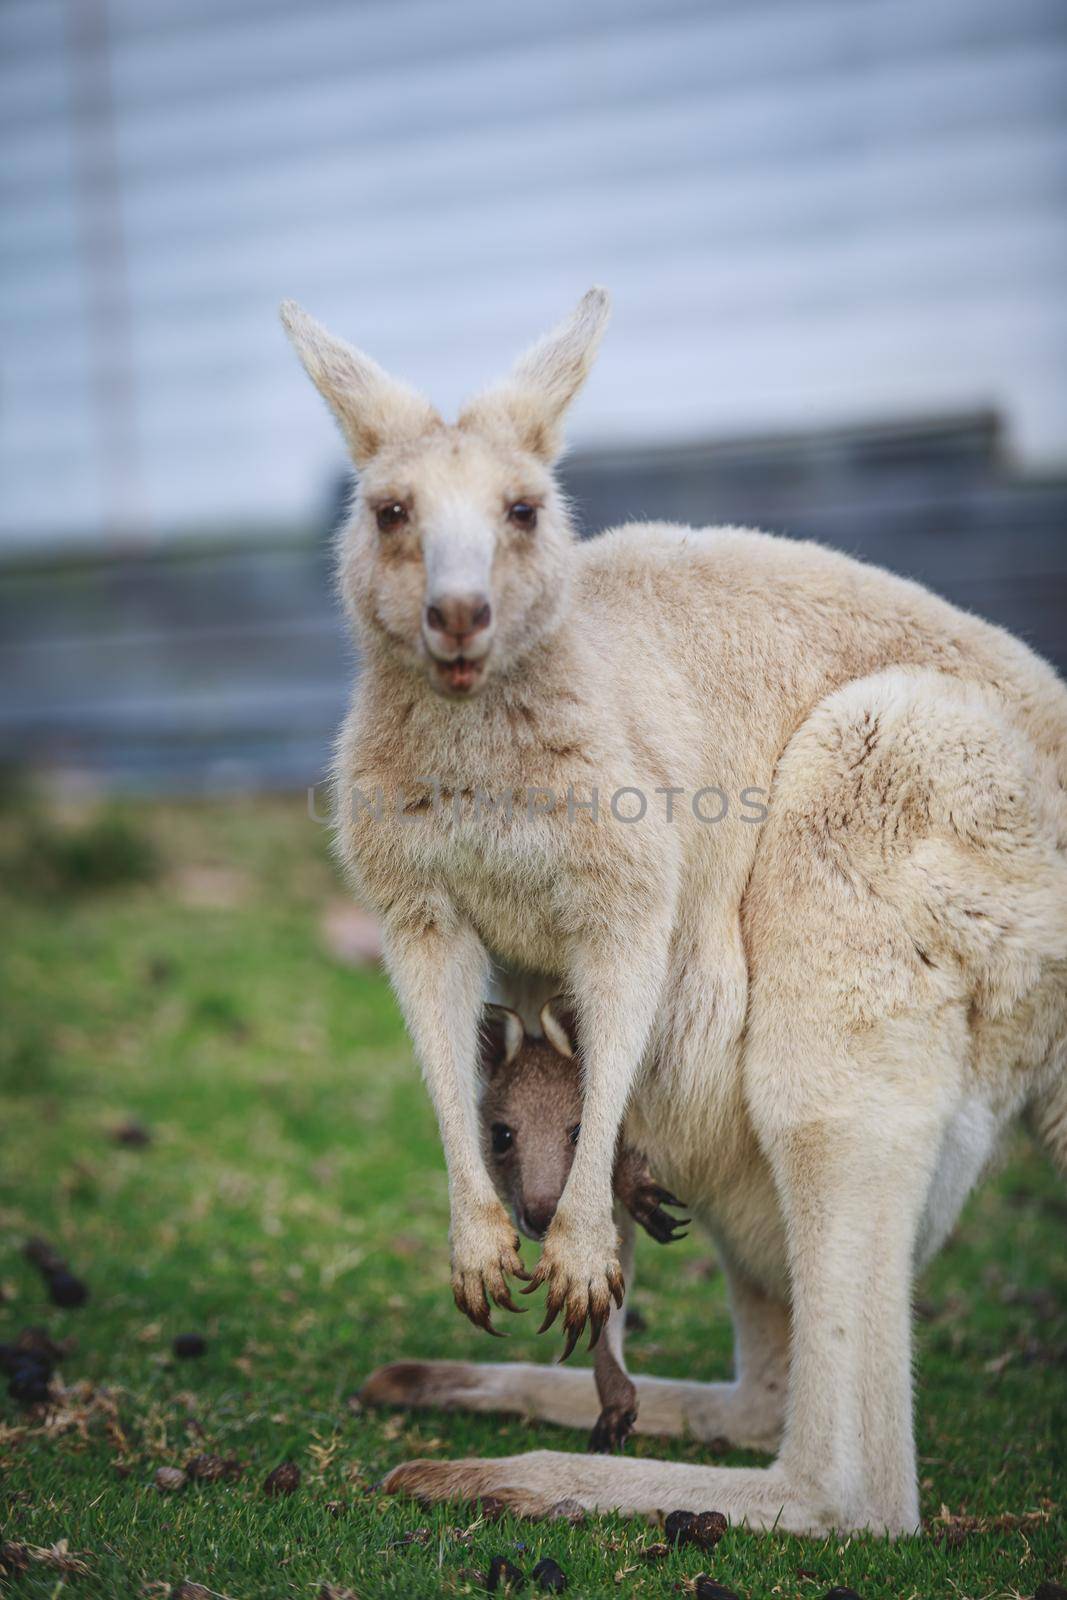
[
  {"left": 480, "top": 1004, "right": 525, "bottom": 1078},
  {"left": 540, "top": 995, "right": 579, "bottom": 1059},
  {"left": 280, "top": 300, "right": 441, "bottom": 467},
  {"left": 459, "top": 287, "right": 610, "bottom": 462}
]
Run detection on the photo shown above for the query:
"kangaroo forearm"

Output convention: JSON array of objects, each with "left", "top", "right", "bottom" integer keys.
[
  {"left": 380, "top": 911, "right": 530, "bottom": 1329},
  {"left": 380, "top": 915, "right": 492, "bottom": 1200},
  {"left": 563, "top": 924, "right": 671, "bottom": 1212}
]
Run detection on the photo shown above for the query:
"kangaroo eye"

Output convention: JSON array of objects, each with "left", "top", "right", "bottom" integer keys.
[
  {"left": 507, "top": 501, "right": 537, "bottom": 530},
  {"left": 568, "top": 1123, "right": 580, "bottom": 1146},
  {"left": 491, "top": 1123, "right": 514, "bottom": 1155},
  {"left": 376, "top": 501, "right": 408, "bottom": 532}
]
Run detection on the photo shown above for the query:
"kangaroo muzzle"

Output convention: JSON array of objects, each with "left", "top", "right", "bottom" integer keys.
[{"left": 423, "top": 591, "right": 495, "bottom": 695}]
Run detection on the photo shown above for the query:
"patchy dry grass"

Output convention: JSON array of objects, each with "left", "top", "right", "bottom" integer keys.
[{"left": 1, "top": 794, "right": 1064, "bottom": 1599}]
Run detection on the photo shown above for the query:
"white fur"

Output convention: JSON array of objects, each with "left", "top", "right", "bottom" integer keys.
[
  {"left": 282, "top": 290, "right": 1067, "bottom": 1536},
  {"left": 422, "top": 493, "right": 496, "bottom": 620}
]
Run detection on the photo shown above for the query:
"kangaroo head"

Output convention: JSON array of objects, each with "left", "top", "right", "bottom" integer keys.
[
  {"left": 478, "top": 998, "right": 582, "bottom": 1240},
  {"left": 281, "top": 290, "right": 610, "bottom": 698}
]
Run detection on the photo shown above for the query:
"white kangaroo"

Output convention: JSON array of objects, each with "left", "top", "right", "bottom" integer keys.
[{"left": 282, "top": 289, "right": 1067, "bottom": 1534}]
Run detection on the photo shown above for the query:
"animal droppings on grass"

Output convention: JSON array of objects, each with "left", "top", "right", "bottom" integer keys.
[
  {"left": 48, "top": 1269, "right": 89, "bottom": 1307},
  {"left": 823, "top": 1589, "right": 864, "bottom": 1599},
  {"left": 664, "top": 1509, "right": 696, "bottom": 1544},
  {"left": 173, "top": 1332, "right": 207, "bottom": 1358},
  {"left": 185, "top": 1452, "right": 242, "bottom": 1482},
  {"left": 23, "top": 1236, "right": 67, "bottom": 1275},
  {"left": 532, "top": 1556, "right": 567, "bottom": 1592},
  {"left": 694, "top": 1580, "right": 741, "bottom": 1600},
  {"left": 23, "top": 1236, "right": 90, "bottom": 1308},
  {"left": 664, "top": 1509, "right": 728, "bottom": 1552},
  {"left": 154, "top": 1465, "right": 188, "bottom": 1493},
  {"left": 1034, "top": 1584, "right": 1067, "bottom": 1600},
  {"left": 263, "top": 1459, "right": 301, "bottom": 1496},
  {"left": 487, "top": 1553, "right": 525, "bottom": 1591},
  {"left": 3, "top": 1325, "right": 68, "bottom": 1364},
  {"left": 112, "top": 1118, "right": 152, "bottom": 1146},
  {"left": 146, "top": 954, "right": 174, "bottom": 985},
  {"left": 2, "top": 1329, "right": 57, "bottom": 1406},
  {"left": 6, "top": 1356, "right": 52, "bottom": 1404}
]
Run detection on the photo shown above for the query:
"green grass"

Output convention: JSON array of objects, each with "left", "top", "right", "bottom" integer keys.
[{"left": 1, "top": 794, "right": 1064, "bottom": 1600}]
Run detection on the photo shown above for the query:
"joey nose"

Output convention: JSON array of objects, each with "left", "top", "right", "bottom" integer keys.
[
  {"left": 425, "top": 594, "right": 492, "bottom": 646},
  {"left": 522, "top": 1199, "right": 558, "bottom": 1240}
]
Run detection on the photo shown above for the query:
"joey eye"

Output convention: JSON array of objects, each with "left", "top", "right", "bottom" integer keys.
[
  {"left": 376, "top": 501, "right": 408, "bottom": 532},
  {"left": 491, "top": 1123, "right": 514, "bottom": 1155},
  {"left": 507, "top": 501, "right": 537, "bottom": 530},
  {"left": 568, "top": 1123, "right": 580, "bottom": 1146}
]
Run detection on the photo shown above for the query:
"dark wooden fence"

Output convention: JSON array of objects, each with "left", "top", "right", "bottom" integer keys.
[{"left": 2, "top": 413, "right": 1064, "bottom": 793}]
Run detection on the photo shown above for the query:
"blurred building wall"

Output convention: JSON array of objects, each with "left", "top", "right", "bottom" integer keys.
[
  {"left": 2, "top": 0, "right": 1067, "bottom": 548},
  {"left": 3, "top": 410, "right": 1065, "bottom": 792}
]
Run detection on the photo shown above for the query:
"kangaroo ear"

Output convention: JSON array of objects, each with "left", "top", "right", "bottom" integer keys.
[
  {"left": 540, "top": 995, "right": 578, "bottom": 1059},
  {"left": 459, "top": 287, "right": 610, "bottom": 462},
  {"left": 280, "top": 300, "right": 440, "bottom": 467},
  {"left": 480, "top": 1004, "right": 525, "bottom": 1078}
]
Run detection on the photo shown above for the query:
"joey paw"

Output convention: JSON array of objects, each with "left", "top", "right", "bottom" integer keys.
[{"left": 627, "top": 1179, "right": 690, "bottom": 1245}]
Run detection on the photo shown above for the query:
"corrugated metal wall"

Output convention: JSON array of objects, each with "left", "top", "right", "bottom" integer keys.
[{"left": 3, "top": 0, "right": 1067, "bottom": 548}]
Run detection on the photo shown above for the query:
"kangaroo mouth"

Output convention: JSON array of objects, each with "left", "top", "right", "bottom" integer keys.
[{"left": 431, "top": 654, "right": 488, "bottom": 696}]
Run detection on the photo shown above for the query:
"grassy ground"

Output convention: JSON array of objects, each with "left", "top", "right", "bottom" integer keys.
[{"left": 0, "top": 793, "right": 1064, "bottom": 1600}]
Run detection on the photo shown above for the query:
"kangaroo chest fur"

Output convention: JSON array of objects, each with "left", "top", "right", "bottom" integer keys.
[{"left": 426, "top": 820, "right": 568, "bottom": 974}]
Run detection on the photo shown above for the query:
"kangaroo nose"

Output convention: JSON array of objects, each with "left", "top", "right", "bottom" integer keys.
[
  {"left": 522, "top": 1199, "right": 558, "bottom": 1240},
  {"left": 425, "top": 594, "right": 492, "bottom": 643}
]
